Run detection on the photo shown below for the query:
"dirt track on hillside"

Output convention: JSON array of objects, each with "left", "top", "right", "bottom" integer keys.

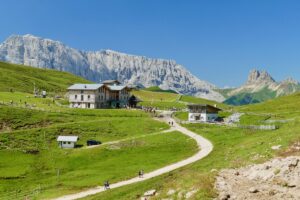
[{"left": 53, "top": 111, "right": 213, "bottom": 200}]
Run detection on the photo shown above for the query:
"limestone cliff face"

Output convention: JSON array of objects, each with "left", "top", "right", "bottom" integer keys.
[{"left": 0, "top": 34, "right": 225, "bottom": 102}]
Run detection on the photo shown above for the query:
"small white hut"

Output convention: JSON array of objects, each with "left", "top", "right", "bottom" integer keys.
[
  {"left": 188, "top": 104, "right": 222, "bottom": 122},
  {"left": 57, "top": 136, "right": 79, "bottom": 148}
]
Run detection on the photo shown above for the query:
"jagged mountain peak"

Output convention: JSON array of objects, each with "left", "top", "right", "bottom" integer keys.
[
  {"left": 246, "top": 69, "right": 276, "bottom": 85},
  {"left": 6, "top": 34, "right": 43, "bottom": 41},
  {"left": 2, "top": 34, "right": 68, "bottom": 51},
  {"left": 0, "top": 34, "right": 225, "bottom": 102},
  {"left": 281, "top": 77, "right": 299, "bottom": 85}
]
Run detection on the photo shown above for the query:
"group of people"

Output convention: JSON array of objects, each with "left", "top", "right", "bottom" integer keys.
[
  {"left": 142, "top": 106, "right": 156, "bottom": 114},
  {"left": 168, "top": 121, "right": 174, "bottom": 126}
]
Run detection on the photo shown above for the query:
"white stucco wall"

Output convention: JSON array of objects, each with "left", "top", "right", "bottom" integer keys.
[
  {"left": 188, "top": 113, "right": 218, "bottom": 122},
  {"left": 68, "top": 86, "right": 130, "bottom": 109},
  {"left": 58, "top": 141, "right": 76, "bottom": 148}
]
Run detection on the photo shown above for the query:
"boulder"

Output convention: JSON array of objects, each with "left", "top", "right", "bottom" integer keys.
[
  {"left": 144, "top": 189, "right": 156, "bottom": 196},
  {"left": 249, "top": 187, "right": 259, "bottom": 193}
]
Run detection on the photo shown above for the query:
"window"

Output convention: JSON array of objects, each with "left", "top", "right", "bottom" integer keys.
[
  {"left": 75, "top": 95, "right": 77, "bottom": 99},
  {"left": 68, "top": 142, "right": 71, "bottom": 144},
  {"left": 63, "top": 142, "right": 66, "bottom": 144},
  {"left": 88, "top": 95, "right": 90, "bottom": 99},
  {"left": 81, "top": 90, "right": 84, "bottom": 94},
  {"left": 81, "top": 95, "right": 84, "bottom": 101}
]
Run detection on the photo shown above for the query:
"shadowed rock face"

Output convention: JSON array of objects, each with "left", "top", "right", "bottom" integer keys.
[{"left": 0, "top": 34, "right": 225, "bottom": 102}]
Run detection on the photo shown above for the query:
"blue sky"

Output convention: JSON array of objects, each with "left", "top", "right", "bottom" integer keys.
[{"left": 1, "top": 0, "right": 300, "bottom": 87}]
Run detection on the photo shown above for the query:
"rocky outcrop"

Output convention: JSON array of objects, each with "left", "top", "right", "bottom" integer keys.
[
  {"left": 276, "top": 78, "right": 300, "bottom": 96},
  {"left": 229, "top": 70, "right": 278, "bottom": 95},
  {"left": 225, "top": 69, "right": 300, "bottom": 105},
  {"left": 246, "top": 70, "right": 276, "bottom": 86},
  {"left": 215, "top": 156, "right": 300, "bottom": 200},
  {"left": 0, "top": 34, "right": 225, "bottom": 102},
  {"left": 229, "top": 69, "right": 300, "bottom": 97}
]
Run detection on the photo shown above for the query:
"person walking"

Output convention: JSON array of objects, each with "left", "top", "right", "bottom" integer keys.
[
  {"left": 138, "top": 170, "right": 144, "bottom": 178},
  {"left": 104, "top": 180, "right": 110, "bottom": 189}
]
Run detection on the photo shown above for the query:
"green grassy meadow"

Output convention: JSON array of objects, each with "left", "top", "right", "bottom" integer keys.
[
  {"left": 82, "top": 92, "right": 300, "bottom": 200},
  {"left": 143, "top": 86, "right": 178, "bottom": 94},
  {"left": 0, "top": 103, "right": 200, "bottom": 199},
  {"left": 0, "top": 61, "right": 90, "bottom": 94},
  {"left": 132, "top": 89, "right": 228, "bottom": 110},
  {"left": 0, "top": 62, "right": 200, "bottom": 199},
  {"left": 2, "top": 61, "right": 300, "bottom": 200},
  {"left": 83, "top": 119, "right": 300, "bottom": 200}
]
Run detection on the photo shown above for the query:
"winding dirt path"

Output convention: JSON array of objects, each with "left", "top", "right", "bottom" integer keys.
[{"left": 53, "top": 111, "right": 213, "bottom": 200}]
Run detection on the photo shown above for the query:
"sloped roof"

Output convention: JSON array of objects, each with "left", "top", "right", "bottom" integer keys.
[
  {"left": 107, "top": 85, "right": 127, "bottom": 91},
  {"left": 68, "top": 84, "right": 103, "bottom": 90},
  {"left": 187, "top": 104, "right": 222, "bottom": 111},
  {"left": 101, "top": 80, "right": 120, "bottom": 84},
  {"left": 57, "top": 136, "right": 79, "bottom": 142}
]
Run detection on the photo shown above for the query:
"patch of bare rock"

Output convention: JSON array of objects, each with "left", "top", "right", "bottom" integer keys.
[{"left": 215, "top": 156, "right": 300, "bottom": 200}]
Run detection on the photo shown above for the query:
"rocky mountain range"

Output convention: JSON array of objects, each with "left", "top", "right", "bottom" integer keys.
[
  {"left": 224, "top": 69, "right": 300, "bottom": 105},
  {"left": 0, "top": 34, "right": 225, "bottom": 102}
]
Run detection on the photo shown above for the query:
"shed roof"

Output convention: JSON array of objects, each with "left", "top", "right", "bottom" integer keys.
[
  {"left": 68, "top": 84, "right": 103, "bottom": 90},
  {"left": 187, "top": 104, "right": 222, "bottom": 111},
  {"left": 57, "top": 136, "right": 79, "bottom": 142}
]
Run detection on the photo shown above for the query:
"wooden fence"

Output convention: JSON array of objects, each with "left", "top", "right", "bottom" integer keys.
[{"left": 230, "top": 124, "right": 278, "bottom": 130}]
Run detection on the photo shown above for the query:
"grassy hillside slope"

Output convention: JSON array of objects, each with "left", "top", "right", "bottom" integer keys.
[
  {"left": 0, "top": 103, "right": 200, "bottom": 199},
  {"left": 0, "top": 62, "right": 200, "bottom": 199},
  {"left": 224, "top": 87, "right": 277, "bottom": 106},
  {"left": 0, "top": 61, "right": 90, "bottom": 94},
  {"left": 144, "top": 86, "right": 178, "bottom": 94},
  {"left": 132, "top": 89, "right": 229, "bottom": 110},
  {"left": 238, "top": 91, "right": 300, "bottom": 117},
  {"left": 214, "top": 88, "right": 234, "bottom": 99},
  {"left": 84, "top": 92, "right": 300, "bottom": 200}
]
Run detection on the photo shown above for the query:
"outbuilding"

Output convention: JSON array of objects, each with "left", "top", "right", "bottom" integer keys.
[
  {"left": 188, "top": 104, "right": 222, "bottom": 122},
  {"left": 57, "top": 136, "right": 79, "bottom": 148}
]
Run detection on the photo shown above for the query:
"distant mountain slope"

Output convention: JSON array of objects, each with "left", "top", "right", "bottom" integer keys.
[
  {"left": 225, "top": 70, "right": 300, "bottom": 105},
  {"left": 144, "top": 86, "right": 178, "bottom": 94},
  {"left": 0, "top": 61, "right": 90, "bottom": 93},
  {"left": 0, "top": 34, "right": 225, "bottom": 102}
]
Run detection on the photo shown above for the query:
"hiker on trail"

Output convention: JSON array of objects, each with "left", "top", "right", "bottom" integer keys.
[
  {"left": 171, "top": 121, "right": 174, "bottom": 126},
  {"left": 104, "top": 180, "right": 110, "bottom": 189},
  {"left": 138, "top": 170, "right": 144, "bottom": 178}
]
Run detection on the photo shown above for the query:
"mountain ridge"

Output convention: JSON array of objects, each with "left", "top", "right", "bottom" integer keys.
[
  {"left": 0, "top": 34, "right": 225, "bottom": 102},
  {"left": 224, "top": 69, "right": 300, "bottom": 105}
]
